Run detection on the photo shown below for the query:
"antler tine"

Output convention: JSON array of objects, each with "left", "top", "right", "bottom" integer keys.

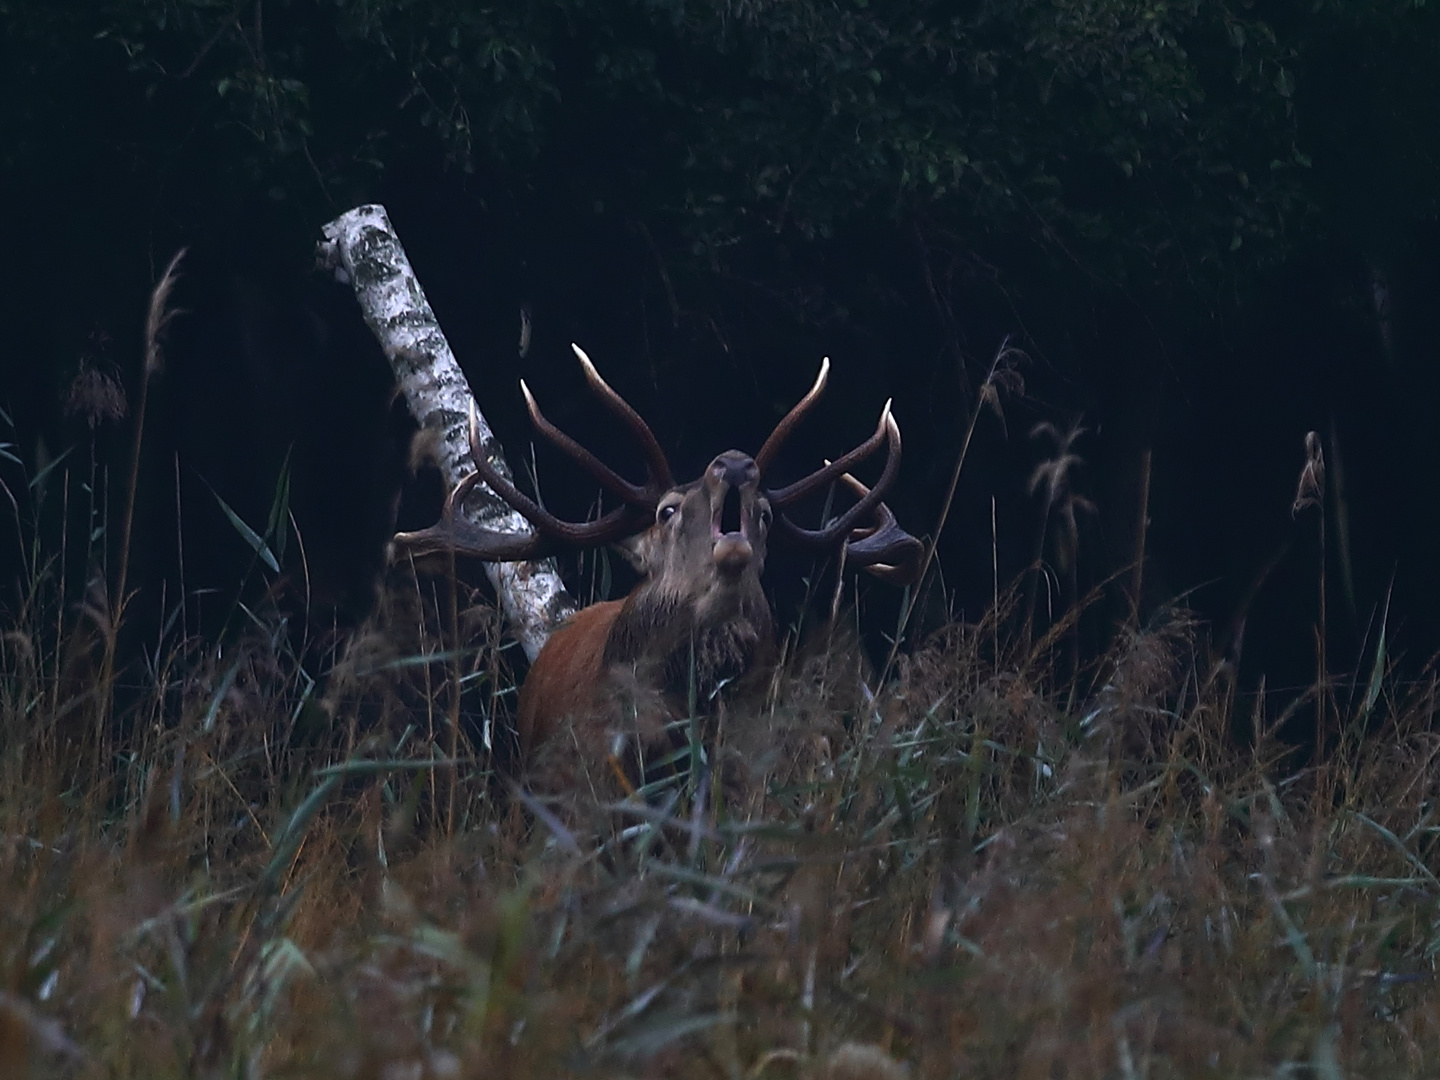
[
  {"left": 571, "top": 343, "right": 674, "bottom": 490},
  {"left": 832, "top": 470, "right": 925, "bottom": 585},
  {"left": 774, "top": 411, "right": 905, "bottom": 548},
  {"left": 461, "top": 400, "right": 654, "bottom": 545},
  {"left": 392, "top": 402, "right": 653, "bottom": 563},
  {"left": 520, "top": 379, "right": 657, "bottom": 508},
  {"left": 764, "top": 399, "right": 890, "bottom": 509},
  {"left": 392, "top": 463, "right": 550, "bottom": 561},
  {"left": 754, "top": 356, "right": 830, "bottom": 475}
]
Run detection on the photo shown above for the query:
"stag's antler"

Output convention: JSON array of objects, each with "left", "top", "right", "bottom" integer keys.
[
  {"left": 396, "top": 349, "right": 925, "bottom": 583},
  {"left": 393, "top": 346, "right": 672, "bottom": 562},
  {"left": 755, "top": 356, "right": 830, "bottom": 475},
  {"left": 755, "top": 359, "right": 923, "bottom": 583},
  {"left": 831, "top": 470, "right": 925, "bottom": 584}
]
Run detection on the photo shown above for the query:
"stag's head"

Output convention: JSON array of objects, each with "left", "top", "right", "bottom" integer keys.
[
  {"left": 621, "top": 449, "right": 769, "bottom": 610},
  {"left": 393, "top": 346, "right": 922, "bottom": 623}
]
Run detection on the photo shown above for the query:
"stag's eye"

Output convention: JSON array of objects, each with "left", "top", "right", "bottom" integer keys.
[{"left": 657, "top": 503, "right": 680, "bottom": 524}]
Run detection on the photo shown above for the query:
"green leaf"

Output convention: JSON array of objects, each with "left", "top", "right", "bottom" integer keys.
[
  {"left": 1360, "top": 580, "right": 1393, "bottom": 721},
  {"left": 259, "top": 771, "right": 342, "bottom": 890},
  {"left": 30, "top": 448, "right": 73, "bottom": 492},
  {"left": 265, "top": 447, "right": 293, "bottom": 564},
  {"left": 204, "top": 479, "right": 281, "bottom": 573},
  {"left": 202, "top": 660, "right": 243, "bottom": 734}
]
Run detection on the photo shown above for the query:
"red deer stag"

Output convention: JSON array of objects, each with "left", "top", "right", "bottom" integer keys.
[{"left": 394, "top": 346, "right": 922, "bottom": 777}]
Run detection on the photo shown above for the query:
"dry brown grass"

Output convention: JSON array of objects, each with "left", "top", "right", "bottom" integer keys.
[
  {"left": 0, "top": 557, "right": 1437, "bottom": 1080},
  {"left": 2, "top": 263, "right": 1436, "bottom": 1076}
]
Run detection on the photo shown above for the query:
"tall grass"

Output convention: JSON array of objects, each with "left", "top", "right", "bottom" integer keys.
[
  {"left": 3, "top": 518, "right": 1438, "bottom": 1077},
  {"left": 1, "top": 285, "right": 1436, "bottom": 1077}
]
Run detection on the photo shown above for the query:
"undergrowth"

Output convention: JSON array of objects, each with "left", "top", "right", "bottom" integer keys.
[
  {"left": 1, "top": 273, "right": 1436, "bottom": 1078},
  {"left": 1, "top": 542, "right": 1438, "bottom": 1079}
]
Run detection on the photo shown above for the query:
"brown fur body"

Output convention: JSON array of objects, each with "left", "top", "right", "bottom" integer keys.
[{"left": 516, "top": 599, "right": 624, "bottom": 755}]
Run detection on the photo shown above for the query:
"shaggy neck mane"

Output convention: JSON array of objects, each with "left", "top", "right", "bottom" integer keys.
[{"left": 603, "top": 586, "right": 775, "bottom": 706}]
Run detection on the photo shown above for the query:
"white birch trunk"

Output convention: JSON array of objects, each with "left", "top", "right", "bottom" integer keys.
[{"left": 317, "top": 204, "right": 576, "bottom": 662}]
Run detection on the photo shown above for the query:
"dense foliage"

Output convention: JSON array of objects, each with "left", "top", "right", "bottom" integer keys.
[{"left": 2, "top": 0, "right": 1379, "bottom": 316}]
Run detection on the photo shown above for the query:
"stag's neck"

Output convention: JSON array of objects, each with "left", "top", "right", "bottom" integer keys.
[{"left": 604, "top": 584, "right": 775, "bottom": 706}]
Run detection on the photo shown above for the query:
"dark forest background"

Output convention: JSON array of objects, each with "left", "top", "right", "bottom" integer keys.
[{"left": 2, "top": 0, "right": 1438, "bottom": 711}]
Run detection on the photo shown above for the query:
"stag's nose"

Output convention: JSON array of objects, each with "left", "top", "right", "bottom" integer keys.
[
  {"left": 708, "top": 451, "right": 756, "bottom": 537},
  {"left": 707, "top": 451, "right": 758, "bottom": 491}
]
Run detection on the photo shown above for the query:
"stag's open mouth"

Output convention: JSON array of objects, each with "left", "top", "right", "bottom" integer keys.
[
  {"left": 716, "top": 485, "right": 744, "bottom": 537},
  {"left": 711, "top": 487, "right": 753, "bottom": 572}
]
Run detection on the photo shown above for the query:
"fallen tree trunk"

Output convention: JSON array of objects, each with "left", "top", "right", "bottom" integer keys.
[{"left": 317, "top": 204, "right": 576, "bottom": 662}]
